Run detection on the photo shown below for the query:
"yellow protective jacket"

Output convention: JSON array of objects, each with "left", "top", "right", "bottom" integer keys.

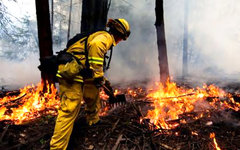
[{"left": 56, "top": 31, "right": 116, "bottom": 82}]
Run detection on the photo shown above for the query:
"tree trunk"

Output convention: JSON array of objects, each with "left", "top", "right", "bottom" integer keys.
[
  {"left": 67, "top": 0, "right": 73, "bottom": 41},
  {"left": 81, "top": 0, "right": 110, "bottom": 33},
  {"left": 51, "top": 0, "right": 54, "bottom": 30},
  {"left": 155, "top": 0, "right": 170, "bottom": 84},
  {"left": 35, "top": 0, "right": 54, "bottom": 89},
  {"left": 182, "top": 0, "right": 189, "bottom": 79}
]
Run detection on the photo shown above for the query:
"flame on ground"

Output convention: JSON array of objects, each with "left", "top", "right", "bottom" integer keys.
[
  {"left": 1, "top": 79, "right": 240, "bottom": 127},
  {"left": 0, "top": 82, "right": 116, "bottom": 124},
  {"left": 0, "top": 81, "right": 59, "bottom": 124},
  {"left": 146, "top": 79, "right": 240, "bottom": 129},
  {"left": 210, "top": 132, "right": 221, "bottom": 150}
]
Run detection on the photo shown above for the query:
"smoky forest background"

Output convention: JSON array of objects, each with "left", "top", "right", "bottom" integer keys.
[{"left": 1, "top": 0, "right": 240, "bottom": 88}]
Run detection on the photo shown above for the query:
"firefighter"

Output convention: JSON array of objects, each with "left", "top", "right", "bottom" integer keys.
[{"left": 50, "top": 18, "right": 130, "bottom": 150}]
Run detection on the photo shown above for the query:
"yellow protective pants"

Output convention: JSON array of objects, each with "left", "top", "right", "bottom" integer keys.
[{"left": 50, "top": 79, "right": 101, "bottom": 150}]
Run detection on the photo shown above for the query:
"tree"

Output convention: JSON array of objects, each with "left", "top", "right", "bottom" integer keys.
[
  {"left": 182, "top": 0, "right": 189, "bottom": 78},
  {"left": 51, "top": 0, "right": 54, "bottom": 30},
  {"left": 155, "top": 0, "right": 170, "bottom": 84},
  {"left": 81, "top": 0, "right": 110, "bottom": 33},
  {"left": 0, "top": 2, "right": 38, "bottom": 60},
  {"left": 51, "top": 0, "right": 70, "bottom": 46},
  {"left": 67, "top": 0, "right": 73, "bottom": 41},
  {"left": 35, "top": 0, "right": 54, "bottom": 88}
]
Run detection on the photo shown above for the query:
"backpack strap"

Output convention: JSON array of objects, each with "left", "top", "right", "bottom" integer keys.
[
  {"left": 65, "top": 33, "right": 90, "bottom": 68},
  {"left": 70, "top": 53, "right": 83, "bottom": 66},
  {"left": 67, "top": 30, "right": 112, "bottom": 72},
  {"left": 84, "top": 36, "right": 90, "bottom": 69},
  {"left": 66, "top": 32, "right": 89, "bottom": 49},
  {"left": 71, "top": 51, "right": 86, "bottom": 55},
  {"left": 56, "top": 50, "right": 83, "bottom": 66},
  {"left": 103, "top": 45, "right": 113, "bottom": 72}
]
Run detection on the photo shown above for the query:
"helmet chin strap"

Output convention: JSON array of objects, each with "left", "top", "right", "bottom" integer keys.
[{"left": 112, "top": 33, "right": 123, "bottom": 43}]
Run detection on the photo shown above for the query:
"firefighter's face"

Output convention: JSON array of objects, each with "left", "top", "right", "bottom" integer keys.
[
  {"left": 114, "top": 35, "right": 123, "bottom": 44},
  {"left": 116, "top": 38, "right": 123, "bottom": 44}
]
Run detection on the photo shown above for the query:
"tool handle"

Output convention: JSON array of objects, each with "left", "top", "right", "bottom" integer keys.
[{"left": 102, "top": 84, "right": 117, "bottom": 100}]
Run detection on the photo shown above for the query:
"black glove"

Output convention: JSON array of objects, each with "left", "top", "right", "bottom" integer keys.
[
  {"left": 103, "top": 79, "right": 116, "bottom": 104},
  {"left": 104, "top": 79, "right": 113, "bottom": 94},
  {"left": 94, "top": 77, "right": 104, "bottom": 88},
  {"left": 80, "top": 68, "right": 94, "bottom": 79}
]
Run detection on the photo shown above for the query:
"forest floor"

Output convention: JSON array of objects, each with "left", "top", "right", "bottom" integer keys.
[{"left": 0, "top": 80, "right": 240, "bottom": 150}]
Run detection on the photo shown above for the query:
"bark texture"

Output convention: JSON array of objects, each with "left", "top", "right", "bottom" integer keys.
[
  {"left": 67, "top": 0, "right": 73, "bottom": 41},
  {"left": 155, "top": 0, "right": 170, "bottom": 84},
  {"left": 81, "top": 0, "right": 110, "bottom": 33},
  {"left": 35, "top": 0, "right": 54, "bottom": 88}
]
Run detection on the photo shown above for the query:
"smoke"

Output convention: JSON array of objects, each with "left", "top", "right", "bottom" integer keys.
[
  {"left": 108, "top": 0, "right": 240, "bottom": 83},
  {"left": 0, "top": 53, "right": 40, "bottom": 90},
  {"left": 2, "top": 0, "right": 240, "bottom": 88},
  {"left": 164, "top": 0, "right": 240, "bottom": 82},
  {"left": 107, "top": 0, "right": 159, "bottom": 83}
]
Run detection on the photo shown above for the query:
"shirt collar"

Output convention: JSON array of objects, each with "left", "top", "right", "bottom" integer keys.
[{"left": 110, "top": 34, "right": 116, "bottom": 46}]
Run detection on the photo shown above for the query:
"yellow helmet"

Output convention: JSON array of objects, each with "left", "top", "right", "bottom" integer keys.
[{"left": 107, "top": 18, "right": 131, "bottom": 40}]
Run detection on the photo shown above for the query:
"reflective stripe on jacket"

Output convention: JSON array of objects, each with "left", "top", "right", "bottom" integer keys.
[{"left": 56, "top": 31, "right": 116, "bottom": 82}]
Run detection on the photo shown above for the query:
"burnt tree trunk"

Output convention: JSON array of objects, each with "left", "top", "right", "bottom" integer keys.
[
  {"left": 51, "top": 0, "right": 54, "bottom": 30},
  {"left": 155, "top": 0, "right": 170, "bottom": 84},
  {"left": 81, "top": 0, "right": 110, "bottom": 33},
  {"left": 67, "top": 0, "right": 73, "bottom": 41},
  {"left": 182, "top": 0, "right": 189, "bottom": 78},
  {"left": 35, "top": 0, "right": 54, "bottom": 89}
]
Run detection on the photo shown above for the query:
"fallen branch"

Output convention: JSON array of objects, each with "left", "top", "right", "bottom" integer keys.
[
  {"left": 159, "top": 143, "right": 174, "bottom": 150},
  {"left": 0, "top": 93, "right": 27, "bottom": 107},
  {"left": 160, "top": 93, "right": 195, "bottom": 99},
  {"left": 111, "top": 119, "right": 120, "bottom": 132},
  {"left": 0, "top": 124, "right": 9, "bottom": 143},
  {"left": 112, "top": 134, "right": 123, "bottom": 150}
]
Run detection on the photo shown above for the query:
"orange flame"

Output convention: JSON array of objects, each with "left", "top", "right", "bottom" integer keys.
[
  {"left": 146, "top": 79, "right": 240, "bottom": 129},
  {"left": 210, "top": 133, "right": 221, "bottom": 150},
  {"left": 0, "top": 81, "right": 59, "bottom": 124},
  {"left": 0, "top": 82, "right": 116, "bottom": 124}
]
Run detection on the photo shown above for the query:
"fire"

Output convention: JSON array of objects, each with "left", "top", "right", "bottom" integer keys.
[
  {"left": 191, "top": 131, "right": 198, "bottom": 136},
  {"left": 146, "top": 80, "right": 240, "bottom": 129},
  {"left": 1, "top": 78, "right": 239, "bottom": 128},
  {"left": 0, "top": 81, "right": 118, "bottom": 124},
  {"left": 0, "top": 81, "right": 59, "bottom": 124},
  {"left": 100, "top": 89, "right": 122, "bottom": 101},
  {"left": 210, "top": 132, "right": 221, "bottom": 150}
]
